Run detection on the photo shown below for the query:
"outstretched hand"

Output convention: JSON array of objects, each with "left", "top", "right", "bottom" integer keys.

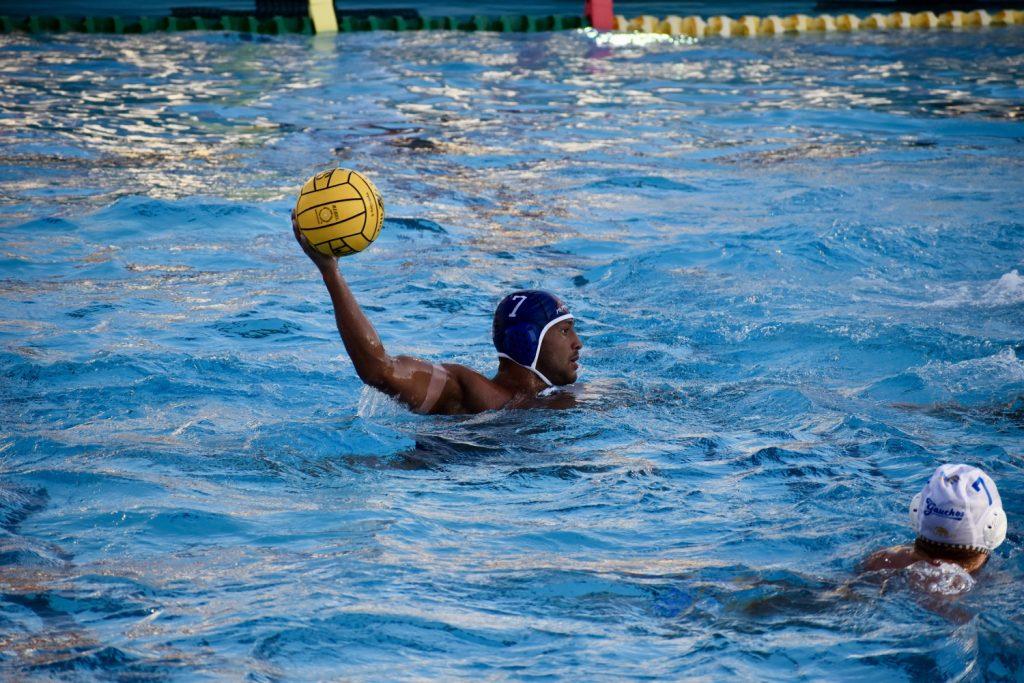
[{"left": 292, "top": 209, "right": 338, "bottom": 273}]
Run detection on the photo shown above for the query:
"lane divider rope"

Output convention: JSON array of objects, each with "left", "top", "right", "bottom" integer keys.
[
  {"left": 619, "top": 9, "right": 1023, "bottom": 36},
  {"left": 0, "top": 9, "right": 1019, "bottom": 34}
]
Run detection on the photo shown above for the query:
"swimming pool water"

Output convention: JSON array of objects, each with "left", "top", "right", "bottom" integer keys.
[{"left": 1, "top": 26, "right": 1023, "bottom": 680}]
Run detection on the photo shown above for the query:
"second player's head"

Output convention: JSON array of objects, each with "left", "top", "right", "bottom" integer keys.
[{"left": 909, "top": 463, "right": 1007, "bottom": 559}]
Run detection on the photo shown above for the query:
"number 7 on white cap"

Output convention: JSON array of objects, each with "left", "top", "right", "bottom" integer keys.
[{"left": 973, "top": 477, "right": 993, "bottom": 505}]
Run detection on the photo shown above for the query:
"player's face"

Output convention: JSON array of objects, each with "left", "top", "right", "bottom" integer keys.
[{"left": 536, "top": 319, "right": 582, "bottom": 386}]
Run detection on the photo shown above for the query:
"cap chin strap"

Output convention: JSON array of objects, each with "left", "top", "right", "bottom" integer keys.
[
  {"left": 498, "top": 313, "right": 573, "bottom": 388},
  {"left": 497, "top": 352, "right": 556, "bottom": 387}
]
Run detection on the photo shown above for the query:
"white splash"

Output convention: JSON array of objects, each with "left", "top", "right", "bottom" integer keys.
[
  {"left": 983, "top": 269, "right": 1024, "bottom": 306},
  {"left": 926, "top": 269, "right": 1024, "bottom": 309},
  {"left": 356, "top": 386, "right": 407, "bottom": 419},
  {"left": 581, "top": 27, "right": 696, "bottom": 48},
  {"left": 913, "top": 347, "right": 1024, "bottom": 397},
  {"left": 906, "top": 560, "right": 975, "bottom": 595}
]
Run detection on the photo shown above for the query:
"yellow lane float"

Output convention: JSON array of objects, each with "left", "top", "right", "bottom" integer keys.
[{"left": 618, "top": 7, "right": 1023, "bottom": 37}]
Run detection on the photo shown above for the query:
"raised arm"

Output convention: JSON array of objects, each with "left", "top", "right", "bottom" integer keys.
[{"left": 292, "top": 214, "right": 466, "bottom": 413}]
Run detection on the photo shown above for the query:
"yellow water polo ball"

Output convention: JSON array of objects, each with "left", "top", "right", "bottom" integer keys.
[{"left": 294, "top": 168, "right": 384, "bottom": 257}]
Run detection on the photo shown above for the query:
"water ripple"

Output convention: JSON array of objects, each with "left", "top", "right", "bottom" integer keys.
[{"left": 1, "top": 26, "right": 1023, "bottom": 680}]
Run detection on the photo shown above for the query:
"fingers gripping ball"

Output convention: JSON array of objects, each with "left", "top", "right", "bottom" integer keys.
[{"left": 295, "top": 168, "right": 384, "bottom": 257}]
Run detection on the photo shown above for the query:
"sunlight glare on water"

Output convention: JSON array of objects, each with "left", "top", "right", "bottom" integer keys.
[{"left": 1, "top": 26, "right": 1023, "bottom": 680}]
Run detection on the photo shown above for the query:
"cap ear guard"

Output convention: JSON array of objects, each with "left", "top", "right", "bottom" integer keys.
[
  {"left": 498, "top": 325, "right": 539, "bottom": 367},
  {"left": 909, "top": 492, "right": 923, "bottom": 533},
  {"left": 982, "top": 507, "right": 1007, "bottom": 550}
]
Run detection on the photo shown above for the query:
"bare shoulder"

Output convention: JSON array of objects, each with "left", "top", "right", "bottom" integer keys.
[
  {"left": 861, "top": 545, "right": 922, "bottom": 573},
  {"left": 441, "top": 363, "right": 513, "bottom": 413}
]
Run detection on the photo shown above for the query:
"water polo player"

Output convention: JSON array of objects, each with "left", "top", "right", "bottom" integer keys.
[
  {"left": 862, "top": 463, "right": 1007, "bottom": 577},
  {"left": 293, "top": 213, "right": 582, "bottom": 414}
]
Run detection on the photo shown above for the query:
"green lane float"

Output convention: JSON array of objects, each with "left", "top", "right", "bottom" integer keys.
[
  {"left": 0, "top": 14, "right": 313, "bottom": 34},
  {"left": 0, "top": 13, "right": 584, "bottom": 34}
]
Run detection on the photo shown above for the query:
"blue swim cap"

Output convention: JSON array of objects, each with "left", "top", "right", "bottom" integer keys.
[{"left": 492, "top": 290, "right": 573, "bottom": 386}]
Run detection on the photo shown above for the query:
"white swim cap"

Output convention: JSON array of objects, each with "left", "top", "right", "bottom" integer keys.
[{"left": 909, "top": 464, "right": 1007, "bottom": 552}]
